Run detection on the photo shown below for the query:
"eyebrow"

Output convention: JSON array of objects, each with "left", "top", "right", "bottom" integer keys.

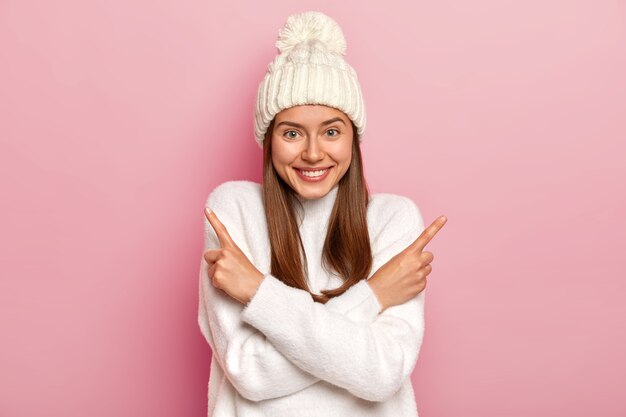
[{"left": 275, "top": 117, "right": 346, "bottom": 129}]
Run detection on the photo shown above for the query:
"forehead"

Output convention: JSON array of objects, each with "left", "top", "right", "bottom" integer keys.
[{"left": 275, "top": 105, "right": 348, "bottom": 123}]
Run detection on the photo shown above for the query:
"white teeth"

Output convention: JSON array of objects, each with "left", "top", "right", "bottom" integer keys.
[{"left": 298, "top": 168, "right": 328, "bottom": 177}]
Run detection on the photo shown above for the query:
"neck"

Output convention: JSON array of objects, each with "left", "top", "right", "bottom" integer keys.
[{"left": 294, "top": 183, "right": 339, "bottom": 226}]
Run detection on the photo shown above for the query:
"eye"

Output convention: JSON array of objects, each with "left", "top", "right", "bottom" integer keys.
[
  {"left": 283, "top": 130, "right": 299, "bottom": 140},
  {"left": 326, "top": 128, "right": 340, "bottom": 137}
]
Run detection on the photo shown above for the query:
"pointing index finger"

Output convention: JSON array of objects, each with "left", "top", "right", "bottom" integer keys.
[
  {"left": 204, "top": 207, "right": 236, "bottom": 248},
  {"left": 411, "top": 215, "right": 447, "bottom": 252}
]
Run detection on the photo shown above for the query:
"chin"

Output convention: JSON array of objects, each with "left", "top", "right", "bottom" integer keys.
[{"left": 298, "top": 182, "right": 335, "bottom": 197}]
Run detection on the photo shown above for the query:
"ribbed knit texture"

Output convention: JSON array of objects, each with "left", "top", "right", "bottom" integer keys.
[
  {"left": 253, "top": 11, "right": 367, "bottom": 148},
  {"left": 198, "top": 180, "right": 427, "bottom": 417}
]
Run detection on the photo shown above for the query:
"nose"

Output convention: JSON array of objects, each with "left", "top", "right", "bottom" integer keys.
[{"left": 302, "top": 136, "right": 324, "bottom": 163}]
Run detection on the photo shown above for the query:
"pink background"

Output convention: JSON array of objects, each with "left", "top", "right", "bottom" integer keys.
[{"left": 1, "top": 1, "right": 625, "bottom": 416}]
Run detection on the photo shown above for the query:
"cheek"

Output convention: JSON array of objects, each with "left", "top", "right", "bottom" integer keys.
[
  {"left": 271, "top": 140, "right": 296, "bottom": 169},
  {"left": 334, "top": 141, "right": 353, "bottom": 165}
]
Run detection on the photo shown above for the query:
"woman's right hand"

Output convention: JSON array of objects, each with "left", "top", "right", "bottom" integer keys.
[{"left": 367, "top": 215, "right": 447, "bottom": 312}]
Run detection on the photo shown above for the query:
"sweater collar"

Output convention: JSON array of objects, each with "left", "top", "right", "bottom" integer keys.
[{"left": 294, "top": 183, "right": 339, "bottom": 226}]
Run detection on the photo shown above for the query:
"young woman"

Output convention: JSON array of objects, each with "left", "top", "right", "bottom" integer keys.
[{"left": 198, "top": 11, "right": 447, "bottom": 417}]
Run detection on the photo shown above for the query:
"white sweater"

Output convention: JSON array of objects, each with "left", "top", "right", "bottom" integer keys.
[{"left": 198, "top": 180, "right": 427, "bottom": 417}]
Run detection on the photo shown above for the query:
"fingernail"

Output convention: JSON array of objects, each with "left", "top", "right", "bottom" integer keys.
[{"left": 205, "top": 207, "right": 212, "bottom": 215}]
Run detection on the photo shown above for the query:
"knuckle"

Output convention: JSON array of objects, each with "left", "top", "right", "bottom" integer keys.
[
  {"left": 398, "top": 256, "right": 411, "bottom": 269},
  {"left": 212, "top": 272, "right": 223, "bottom": 288}
]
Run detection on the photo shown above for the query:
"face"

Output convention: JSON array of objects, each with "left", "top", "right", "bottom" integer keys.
[{"left": 271, "top": 105, "right": 354, "bottom": 200}]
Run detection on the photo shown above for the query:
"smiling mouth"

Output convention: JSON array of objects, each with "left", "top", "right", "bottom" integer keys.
[{"left": 294, "top": 166, "right": 333, "bottom": 177}]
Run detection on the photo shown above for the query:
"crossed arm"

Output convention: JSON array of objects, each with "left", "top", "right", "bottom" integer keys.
[{"left": 198, "top": 195, "right": 425, "bottom": 403}]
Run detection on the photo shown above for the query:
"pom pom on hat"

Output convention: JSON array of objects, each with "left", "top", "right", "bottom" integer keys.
[
  {"left": 275, "top": 11, "right": 347, "bottom": 55},
  {"left": 253, "top": 11, "right": 367, "bottom": 148}
]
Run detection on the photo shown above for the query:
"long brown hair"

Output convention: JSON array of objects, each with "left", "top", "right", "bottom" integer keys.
[{"left": 262, "top": 117, "right": 373, "bottom": 304}]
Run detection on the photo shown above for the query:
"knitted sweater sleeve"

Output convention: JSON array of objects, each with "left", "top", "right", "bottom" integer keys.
[
  {"left": 198, "top": 189, "right": 383, "bottom": 402},
  {"left": 240, "top": 196, "right": 426, "bottom": 402}
]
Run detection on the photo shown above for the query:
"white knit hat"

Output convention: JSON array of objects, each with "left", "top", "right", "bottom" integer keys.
[{"left": 253, "top": 11, "right": 367, "bottom": 149}]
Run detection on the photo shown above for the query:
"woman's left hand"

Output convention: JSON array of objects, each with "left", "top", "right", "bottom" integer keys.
[{"left": 203, "top": 207, "right": 265, "bottom": 305}]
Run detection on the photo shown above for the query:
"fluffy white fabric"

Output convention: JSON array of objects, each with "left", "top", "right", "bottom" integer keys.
[{"left": 198, "top": 180, "right": 426, "bottom": 417}]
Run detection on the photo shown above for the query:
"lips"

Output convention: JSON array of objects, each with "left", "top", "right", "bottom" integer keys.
[{"left": 294, "top": 166, "right": 333, "bottom": 182}]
